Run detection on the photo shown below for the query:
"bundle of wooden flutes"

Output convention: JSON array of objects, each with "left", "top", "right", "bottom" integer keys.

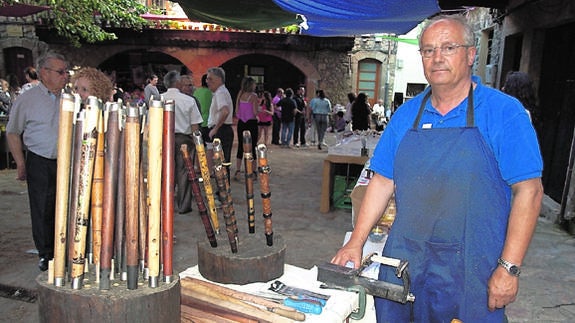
[
  {"left": 50, "top": 92, "right": 278, "bottom": 294},
  {"left": 51, "top": 94, "right": 177, "bottom": 290}
]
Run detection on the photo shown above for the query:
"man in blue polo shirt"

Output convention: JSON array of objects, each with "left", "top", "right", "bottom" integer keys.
[{"left": 332, "top": 14, "right": 543, "bottom": 322}]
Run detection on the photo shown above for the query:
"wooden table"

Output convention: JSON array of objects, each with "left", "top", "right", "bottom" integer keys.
[{"left": 320, "top": 154, "right": 369, "bottom": 213}]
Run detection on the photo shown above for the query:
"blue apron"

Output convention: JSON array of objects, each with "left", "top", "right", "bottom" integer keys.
[{"left": 375, "top": 87, "right": 510, "bottom": 322}]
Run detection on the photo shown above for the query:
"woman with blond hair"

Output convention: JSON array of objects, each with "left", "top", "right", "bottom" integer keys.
[
  {"left": 71, "top": 67, "right": 114, "bottom": 103},
  {"left": 234, "top": 76, "right": 259, "bottom": 180}
]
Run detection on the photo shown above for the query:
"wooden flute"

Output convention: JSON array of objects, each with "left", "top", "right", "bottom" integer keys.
[
  {"left": 181, "top": 144, "right": 218, "bottom": 247},
  {"left": 70, "top": 97, "right": 102, "bottom": 289},
  {"left": 257, "top": 144, "right": 274, "bottom": 246},
  {"left": 52, "top": 93, "right": 77, "bottom": 287},
  {"left": 90, "top": 103, "right": 105, "bottom": 283},
  {"left": 212, "top": 138, "right": 239, "bottom": 253},
  {"left": 192, "top": 130, "right": 219, "bottom": 234},
  {"left": 124, "top": 104, "right": 141, "bottom": 290},
  {"left": 242, "top": 130, "right": 256, "bottom": 234},
  {"left": 161, "top": 100, "right": 175, "bottom": 283},
  {"left": 100, "top": 101, "right": 122, "bottom": 290},
  {"left": 147, "top": 100, "right": 163, "bottom": 288}
]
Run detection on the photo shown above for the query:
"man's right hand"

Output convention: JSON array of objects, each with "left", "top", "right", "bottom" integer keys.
[{"left": 16, "top": 165, "right": 26, "bottom": 181}]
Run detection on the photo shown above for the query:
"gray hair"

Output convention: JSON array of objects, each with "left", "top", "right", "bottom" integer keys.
[
  {"left": 163, "top": 70, "right": 181, "bottom": 88},
  {"left": 419, "top": 14, "right": 475, "bottom": 47},
  {"left": 36, "top": 51, "right": 67, "bottom": 70},
  {"left": 207, "top": 67, "right": 226, "bottom": 83}
]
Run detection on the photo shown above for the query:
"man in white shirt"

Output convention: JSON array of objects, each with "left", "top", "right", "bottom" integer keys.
[{"left": 162, "top": 70, "right": 203, "bottom": 214}]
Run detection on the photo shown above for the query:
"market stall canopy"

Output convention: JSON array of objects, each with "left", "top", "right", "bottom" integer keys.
[
  {"left": 0, "top": 3, "right": 50, "bottom": 17},
  {"left": 174, "top": 0, "right": 509, "bottom": 36},
  {"left": 174, "top": 0, "right": 303, "bottom": 31},
  {"left": 273, "top": 0, "right": 440, "bottom": 36}
]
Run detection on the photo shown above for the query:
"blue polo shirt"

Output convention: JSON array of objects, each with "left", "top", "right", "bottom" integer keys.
[{"left": 370, "top": 76, "right": 542, "bottom": 186}]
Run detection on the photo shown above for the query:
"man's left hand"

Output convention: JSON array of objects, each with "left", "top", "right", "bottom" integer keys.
[{"left": 487, "top": 266, "right": 519, "bottom": 311}]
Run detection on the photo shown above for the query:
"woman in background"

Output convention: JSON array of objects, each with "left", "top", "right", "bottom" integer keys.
[
  {"left": 234, "top": 77, "right": 259, "bottom": 180},
  {"left": 502, "top": 71, "right": 541, "bottom": 132},
  {"left": 71, "top": 67, "right": 114, "bottom": 103},
  {"left": 257, "top": 91, "right": 273, "bottom": 145},
  {"left": 351, "top": 92, "right": 371, "bottom": 131}
]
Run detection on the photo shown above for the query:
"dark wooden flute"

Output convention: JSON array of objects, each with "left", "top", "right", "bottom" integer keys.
[
  {"left": 124, "top": 104, "right": 141, "bottom": 290},
  {"left": 100, "top": 101, "right": 122, "bottom": 290},
  {"left": 257, "top": 144, "right": 274, "bottom": 246},
  {"left": 115, "top": 116, "right": 127, "bottom": 282},
  {"left": 139, "top": 107, "right": 149, "bottom": 278},
  {"left": 181, "top": 144, "right": 217, "bottom": 247},
  {"left": 212, "top": 138, "right": 239, "bottom": 253},
  {"left": 53, "top": 93, "right": 76, "bottom": 287},
  {"left": 242, "top": 130, "right": 256, "bottom": 234},
  {"left": 161, "top": 100, "right": 175, "bottom": 283},
  {"left": 192, "top": 130, "right": 219, "bottom": 234},
  {"left": 147, "top": 100, "right": 163, "bottom": 288},
  {"left": 70, "top": 97, "right": 102, "bottom": 289}
]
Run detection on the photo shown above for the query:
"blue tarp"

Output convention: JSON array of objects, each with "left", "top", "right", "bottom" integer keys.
[
  {"left": 175, "top": 0, "right": 441, "bottom": 36},
  {"left": 272, "top": 0, "right": 441, "bottom": 36}
]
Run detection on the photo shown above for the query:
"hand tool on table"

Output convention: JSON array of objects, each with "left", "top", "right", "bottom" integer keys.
[
  {"left": 317, "top": 253, "right": 415, "bottom": 304},
  {"left": 256, "top": 290, "right": 324, "bottom": 315},
  {"left": 268, "top": 280, "right": 331, "bottom": 314}
]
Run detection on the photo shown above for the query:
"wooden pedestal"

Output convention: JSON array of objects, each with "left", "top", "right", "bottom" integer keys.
[
  {"left": 36, "top": 273, "right": 180, "bottom": 323},
  {"left": 198, "top": 233, "right": 286, "bottom": 284}
]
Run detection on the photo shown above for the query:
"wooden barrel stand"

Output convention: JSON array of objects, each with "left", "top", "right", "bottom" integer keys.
[
  {"left": 198, "top": 233, "right": 286, "bottom": 284},
  {"left": 36, "top": 273, "right": 180, "bottom": 323}
]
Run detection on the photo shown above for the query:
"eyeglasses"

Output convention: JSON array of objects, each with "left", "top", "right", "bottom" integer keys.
[
  {"left": 419, "top": 43, "right": 472, "bottom": 58},
  {"left": 44, "top": 67, "right": 68, "bottom": 76}
]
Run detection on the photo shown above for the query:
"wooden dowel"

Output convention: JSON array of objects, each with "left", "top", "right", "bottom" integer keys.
[
  {"left": 124, "top": 104, "right": 140, "bottom": 289},
  {"left": 52, "top": 93, "right": 76, "bottom": 287},
  {"left": 161, "top": 100, "right": 175, "bottom": 282},
  {"left": 147, "top": 100, "right": 163, "bottom": 287}
]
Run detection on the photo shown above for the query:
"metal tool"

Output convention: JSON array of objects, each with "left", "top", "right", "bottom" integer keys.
[
  {"left": 317, "top": 253, "right": 415, "bottom": 304},
  {"left": 269, "top": 280, "right": 331, "bottom": 302}
]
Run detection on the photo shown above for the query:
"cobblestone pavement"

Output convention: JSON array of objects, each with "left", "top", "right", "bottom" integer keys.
[{"left": 1, "top": 133, "right": 574, "bottom": 322}]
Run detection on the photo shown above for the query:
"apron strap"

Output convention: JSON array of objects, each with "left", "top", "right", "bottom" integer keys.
[{"left": 411, "top": 84, "right": 475, "bottom": 129}]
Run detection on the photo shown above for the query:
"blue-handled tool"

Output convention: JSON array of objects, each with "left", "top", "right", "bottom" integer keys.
[{"left": 283, "top": 297, "right": 323, "bottom": 315}]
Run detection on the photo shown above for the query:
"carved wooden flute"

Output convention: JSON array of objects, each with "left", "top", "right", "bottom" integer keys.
[
  {"left": 70, "top": 97, "right": 102, "bottom": 289},
  {"left": 161, "top": 100, "right": 175, "bottom": 283},
  {"left": 124, "top": 104, "right": 141, "bottom": 290},
  {"left": 212, "top": 138, "right": 239, "bottom": 253},
  {"left": 90, "top": 103, "right": 105, "bottom": 283},
  {"left": 257, "top": 144, "right": 274, "bottom": 246},
  {"left": 53, "top": 93, "right": 77, "bottom": 287},
  {"left": 100, "top": 101, "right": 122, "bottom": 290},
  {"left": 67, "top": 101, "right": 84, "bottom": 279},
  {"left": 242, "top": 130, "right": 256, "bottom": 234},
  {"left": 192, "top": 130, "right": 219, "bottom": 234},
  {"left": 181, "top": 144, "right": 217, "bottom": 247}
]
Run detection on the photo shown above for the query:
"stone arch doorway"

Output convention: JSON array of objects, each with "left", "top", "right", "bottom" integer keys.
[
  {"left": 98, "top": 49, "right": 184, "bottom": 94},
  {"left": 221, "top": 53, "right": 306, "bottom": 104}
]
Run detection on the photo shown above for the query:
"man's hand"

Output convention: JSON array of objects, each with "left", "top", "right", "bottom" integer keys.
[
  {"left": 331, "top": 243, "right": 363, "bottom": 269},
  {"left": 209, "top": 127, "right": 217, "bottom": 140},
  {"left": 16, "top": 164, "right": 26, "bottom": 181},
  {"left": 487, "top": 266, "right": 518, "bottom": 311}
]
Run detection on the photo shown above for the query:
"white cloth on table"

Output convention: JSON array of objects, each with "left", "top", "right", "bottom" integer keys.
[{"left": 179, "top": 264, "right": 360, "bottom": 322}]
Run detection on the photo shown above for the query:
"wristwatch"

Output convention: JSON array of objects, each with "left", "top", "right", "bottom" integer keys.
[{"left": 497, "top": 258, "right": 521, "bottom": 277}]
